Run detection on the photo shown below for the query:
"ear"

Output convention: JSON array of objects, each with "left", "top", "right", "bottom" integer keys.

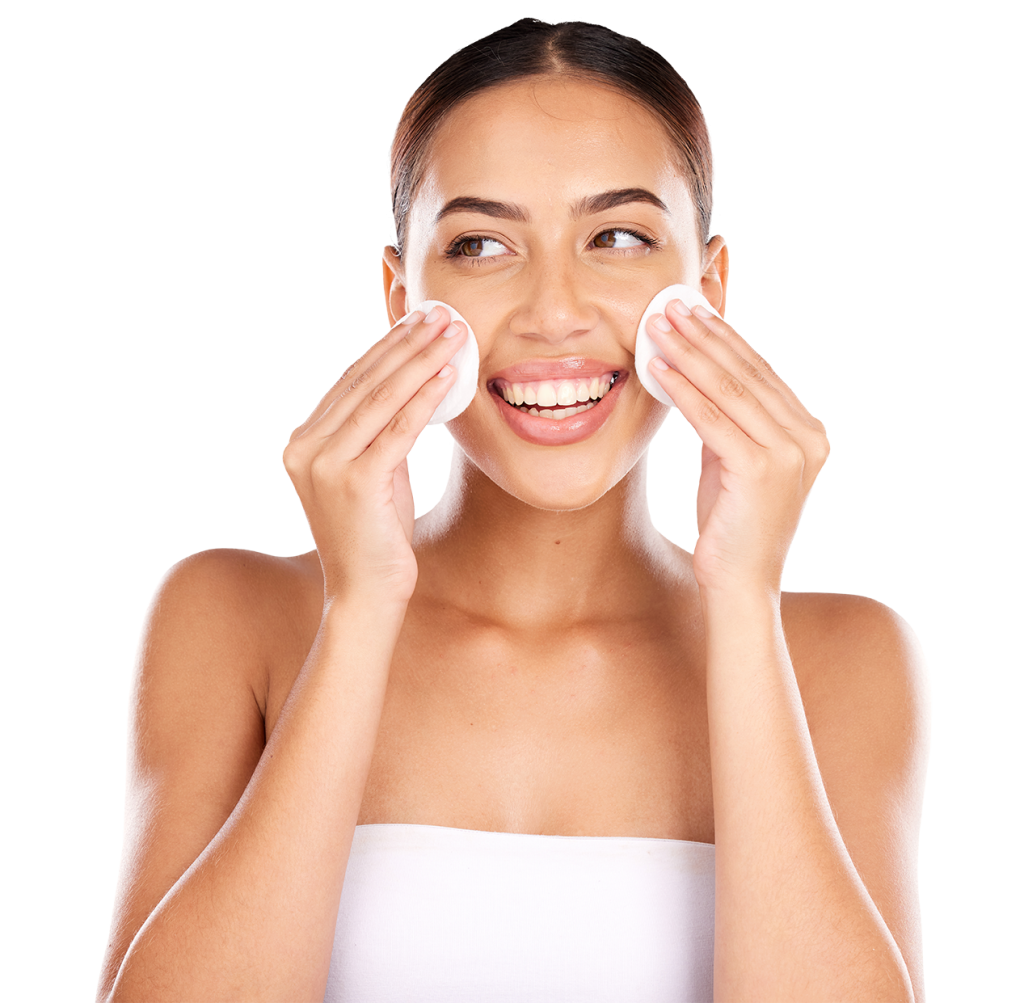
[
  {"left": 700, "top": 236, "right": 729, "bottom": 317},
  {"left": 382, "top": 245, "right": 409, "bottom": 326}
]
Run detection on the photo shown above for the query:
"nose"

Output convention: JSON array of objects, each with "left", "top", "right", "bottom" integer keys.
[{"left": 506, "top": 255, "right": 600, "bottom": 346}]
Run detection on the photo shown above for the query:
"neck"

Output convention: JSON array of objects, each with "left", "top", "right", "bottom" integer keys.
[{"left": 412, "top": 447, "right": 686, "bottom": 632}]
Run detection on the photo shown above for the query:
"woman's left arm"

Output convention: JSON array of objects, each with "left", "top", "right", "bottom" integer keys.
[{"left": 647, "top": 301, "right": 927, "bottom": 1002}]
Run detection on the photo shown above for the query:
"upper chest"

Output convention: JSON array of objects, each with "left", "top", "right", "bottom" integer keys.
[
  {"left": 263, "top": 568, "right": 714, "bottom": 839},
  {"left": 358, "top": 598, "right": 714, "bottom": 838}
]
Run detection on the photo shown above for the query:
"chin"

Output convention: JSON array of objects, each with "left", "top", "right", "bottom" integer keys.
[
  {"left": 481, "top": 459, "right": 623, "bottom": 512},
  {"left": 448, "top": 404, "right": 666, "bottom": 514}
]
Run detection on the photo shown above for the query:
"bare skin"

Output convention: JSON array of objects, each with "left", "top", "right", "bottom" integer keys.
[{"left": 99, "top": 76, "right": 927, "bottom": 1002}]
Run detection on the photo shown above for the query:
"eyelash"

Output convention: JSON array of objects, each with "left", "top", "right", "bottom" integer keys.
[
  {"left": 596, "top": 228, "right": 660, "bottom": 251},
  {"left": 443, "top": 228, "right": 660, "bottom": 261}
]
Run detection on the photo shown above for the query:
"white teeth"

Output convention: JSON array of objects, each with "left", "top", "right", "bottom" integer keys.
[
  {"left": 556, "top": 381, "right": 577, "bottom": 406},
  {"left": 496, "top": 372, "right": 618, "bottom": 414},
  {"left": 495, "top": 372, "right": 614, "bottom": 403},
  {"left": 515, "top": 401, "right": 596, "bottom": 420},
  {"left": 536, "top": 382, "right": 558, "bottom": 407}
]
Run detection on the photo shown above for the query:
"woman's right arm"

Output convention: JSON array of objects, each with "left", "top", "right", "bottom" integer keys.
[{"left": 98, "top": 307, "right": 467, "bottom": 1003}]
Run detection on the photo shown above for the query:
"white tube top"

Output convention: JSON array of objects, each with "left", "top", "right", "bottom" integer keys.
[{"left": 324, "top": 823, "right": 715, "bottom": 1002}]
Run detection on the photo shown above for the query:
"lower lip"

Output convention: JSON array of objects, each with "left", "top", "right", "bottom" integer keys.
[{"left": 490, "top": 373, "right": 629, "bottom": 447}]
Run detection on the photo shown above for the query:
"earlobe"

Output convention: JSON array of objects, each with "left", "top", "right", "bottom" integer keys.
[
  {"left": 382, "top": 246, "right": 408, "bottom": 326},
  {"left": 700, "top": 236, "right": 729, "bottom": 317}
]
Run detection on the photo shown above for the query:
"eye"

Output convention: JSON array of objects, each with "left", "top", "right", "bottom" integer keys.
[
  {"left": 592, "top": 229, "right": 649, "bottom": 250},
  {"left": 450, "top": 236, "right": 509, "bottom": 258}
]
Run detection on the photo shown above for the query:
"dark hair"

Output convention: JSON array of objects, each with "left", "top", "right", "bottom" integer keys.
[{"left": 390, "top": 18, "right": 713, "bottom": 256}]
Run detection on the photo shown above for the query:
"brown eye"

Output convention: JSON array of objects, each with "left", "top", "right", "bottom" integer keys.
[
  {"left": 450, "top": 236, "right": 507, "bottom": 259},
  {"left": 592, "top": 229, "right": 646, "bottom": 250}
]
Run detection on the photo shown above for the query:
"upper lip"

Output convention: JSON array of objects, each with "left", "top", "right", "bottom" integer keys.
[{"left": 486, "top": 357, "right": 628, "bottom": 385}]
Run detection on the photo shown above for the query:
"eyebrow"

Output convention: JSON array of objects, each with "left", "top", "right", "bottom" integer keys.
[
  {"left": 434, "top": 187, "right": 669, "bottom": 226},
  {"left": 435, "top": 196, "right": 529, "bottom": 224},
  {"left": 571, "top": 187, "right": 670, "bottom": 219}
]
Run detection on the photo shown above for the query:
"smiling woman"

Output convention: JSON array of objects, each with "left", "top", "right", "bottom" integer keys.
[{"left": 98, "top": 18, "right": 926, "bottom": 1003}]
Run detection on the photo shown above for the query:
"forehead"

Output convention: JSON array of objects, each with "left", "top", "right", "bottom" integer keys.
[{"left": 411, "top": 75, "right": 692, "bottom": 227}]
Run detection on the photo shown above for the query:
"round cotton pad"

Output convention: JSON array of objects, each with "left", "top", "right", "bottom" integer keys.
[
  {"left": 415, "top": 301, "right": 480, "bottom": 425},
  {"left": 635, "top": 284, "right": 721, "bottom": 406}
]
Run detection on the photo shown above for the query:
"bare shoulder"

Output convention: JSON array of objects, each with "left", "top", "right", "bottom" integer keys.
[
  {"left": 780, "top": 591, "right": 928, "bottom": 756},
  {"left": 780, "top": 592, "right": 928, "bottom": 997},
  {"left": 780, "top": 591, "right": 928, "bottom": 809},
  {"left": 98, "top": 548, "right": 322, "bottom": 999},
  {"left": 148, "top": 547, "right": 321, "bottom": 670},
  {"left": 126, "top": 546, "right": 326, "bottom": 811}
]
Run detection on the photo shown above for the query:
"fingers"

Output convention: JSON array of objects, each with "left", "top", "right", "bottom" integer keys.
[
  {"left": 669, "top": 301, "right": 819, "bottom": 429},
  {"left": 320, "top": 316, "right": 466, "bottom": 454},
  {"left": 289, "top": 310, "right": 418, "bottom": 440},
  {"left": 356, "top": 362, "right": 456, "bottom": 474},
  {"left": 291, "top": 307, "right": 454, "bottom": 441},
  {"left": 284, "top": 308, "right": 468, "bottom": 493},
  {"left": 308, "top": 310, "right": 464, "bottom": 434},
  {"left": 646, "top": 300, "right": 829, "bottom": 480}
]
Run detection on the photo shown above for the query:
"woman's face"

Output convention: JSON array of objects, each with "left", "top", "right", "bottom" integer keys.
[{"left": 385, "top": 75, "right": 724, "bottom": 511}]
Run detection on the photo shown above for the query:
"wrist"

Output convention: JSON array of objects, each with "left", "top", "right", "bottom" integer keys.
[
  {"left": 698, "top": 579, "right": 782, "bottom": 615},
  {"left": 322, "top": 584, "right": 412, "bottom": 622}
]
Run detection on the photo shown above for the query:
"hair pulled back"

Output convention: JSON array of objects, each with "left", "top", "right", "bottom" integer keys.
[{"left": 390, "top": 19, "right": 713, "bottom": 256}]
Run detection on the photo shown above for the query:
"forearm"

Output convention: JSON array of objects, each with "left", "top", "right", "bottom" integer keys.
[
  {"left": 704, "top": 587, "right": 913, "bottom": 1002},
  {"left": 108, "top": 593, "right": 407, "bottom": 1003}
]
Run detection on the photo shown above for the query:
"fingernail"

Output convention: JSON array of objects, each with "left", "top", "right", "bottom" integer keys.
[
  {"left": 650, "top": 313, "right": 672, "bottom": 334},
  {"left": 693, "top": 305, "right": 714, "bottom": 319},
  {"left": 398, "top": 309, "right": 423, "bottom": 325},
  {"left": 442, "top": 321, "right": 462, "bottom": 338},
  {"left": 424, "top": 306, "right": 442, "bottom": 324},
  {"left": 437, "top": 364, "right": 454, "bottom": 378},
  {"left": 668, "top": 299, "right": 691, "bottom": 317},
  {"left": 651, "top": 357, "right": 669, "bottom": 371}
]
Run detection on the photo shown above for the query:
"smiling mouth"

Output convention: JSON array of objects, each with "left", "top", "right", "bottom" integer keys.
[{"left": 491, "top": 371, "right": 620, "bottom": 419}]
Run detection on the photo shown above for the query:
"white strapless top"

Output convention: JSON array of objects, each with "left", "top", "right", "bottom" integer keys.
[{"left": 324, "top": 823, "right": 715, "bottom": 1002}]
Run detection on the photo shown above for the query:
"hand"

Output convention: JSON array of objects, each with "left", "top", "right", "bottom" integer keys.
[
  {"left": 283, "top": 307, "right": 467, "bottom": 604},
  {"left": 646, "top": 300, "right": 828, "bottom": 595}
]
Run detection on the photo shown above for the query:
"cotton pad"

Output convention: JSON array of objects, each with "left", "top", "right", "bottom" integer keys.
[
  {"left": 634, "top": 284, "right": 721, "bottom": 406},
  {"left": 414, "top": 301, "right": 480, "bottom": 424}
]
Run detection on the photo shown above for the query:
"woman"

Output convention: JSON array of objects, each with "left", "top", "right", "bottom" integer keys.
[{"left": 98, "top": 19, "right": 926, "bottom": 1002}]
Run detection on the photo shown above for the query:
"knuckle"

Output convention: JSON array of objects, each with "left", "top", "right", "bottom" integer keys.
[
  {"left": 693, "top": 323, "right": 715, "bottom": 346},
  {"left": 781, "top": 441, "right": 805, "bottom": 469},
  {"left": 356, "top": 362, "right": 377, "bottom": 385},
  {"left": 719, "top": 373, "right": 744, "bottom": 399},
  {"left": 755, "top": 353, "right": 776, "bottom": 377},
  {"left": 307, "top": 454, "right": 327, "bottom": 485},
  {"left": 387, "top": 409, "right": 411, "bottom": 437},
  {"left": 346, "top": 407, "right": 365, "bottom": 432},
  {"left": 697, "top": 399, "right": 721, "bottom": 425},
  {"left": 813, "top": 430, "right": 830, "bottom": 464},
  {"left": 282, "top": 441, "right": 301, "bottom": 475},
  {"left": 740, "top": 358, "right": 766, "bottom": 384},
  {"left": 368, "top": 380, "right": 394, "bottom": 407}
]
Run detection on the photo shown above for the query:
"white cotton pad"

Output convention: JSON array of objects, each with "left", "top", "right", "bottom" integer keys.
[
  {"left": 635, "top": 284, "right": 721, "bottom": 406},
  {"left": 414, "top": 300, "right": 480, "bottom": 424}
]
